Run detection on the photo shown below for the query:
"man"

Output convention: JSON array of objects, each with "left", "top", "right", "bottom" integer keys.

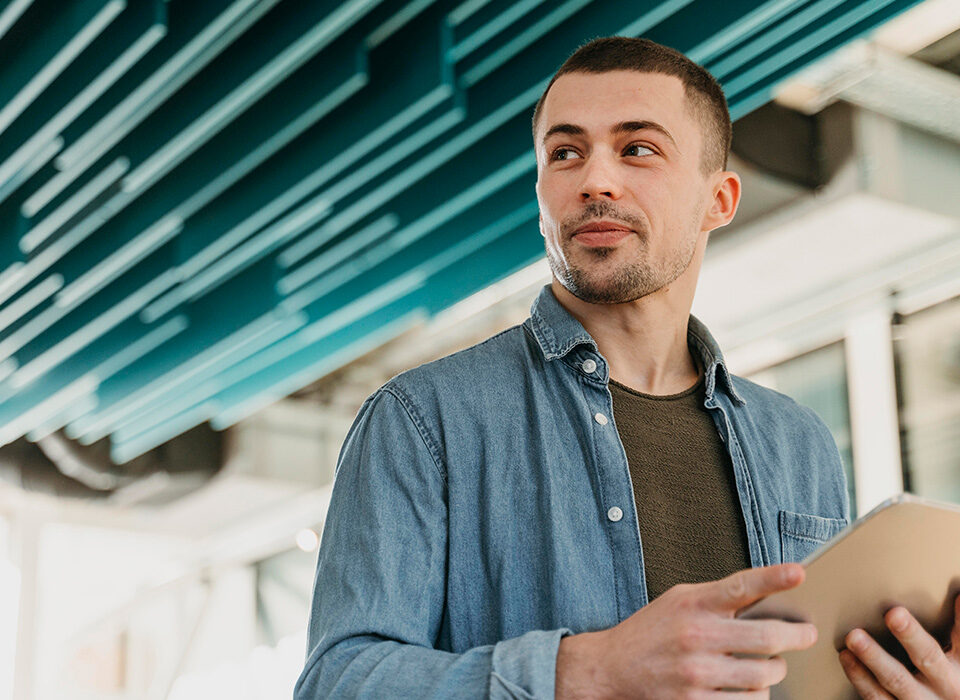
[{"left": 295, "top": 37, "right": 960, "bottom": 698}]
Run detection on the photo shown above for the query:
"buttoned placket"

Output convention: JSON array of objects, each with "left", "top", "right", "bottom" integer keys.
[{"left": 577, "top": 351, "right": 650, "bottom": 617}]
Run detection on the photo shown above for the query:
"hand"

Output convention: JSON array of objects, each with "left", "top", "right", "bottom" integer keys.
[
  {"left": 555, "top": 564, "right": 818, "bottom": 699},
  {"left": 839, "top": 594, "right": 960, "bottom": 699}
]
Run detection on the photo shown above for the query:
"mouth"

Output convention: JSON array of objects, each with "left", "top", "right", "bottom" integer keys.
[{"left": 572, "top": 220, "right": 635, "bottom": 247}]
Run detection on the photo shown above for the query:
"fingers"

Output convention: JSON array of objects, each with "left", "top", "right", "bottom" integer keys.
[
  {"left": 953, "top": 594, "right": 960, "bottom": 654},
  {"left": 713, "top": 655, "right": 787, "bottom": 690},
  {"left": 702, "top": 564, "right": 805, "bottom": 613},
  {"left": 677, "top": 654, "right": 786, "bottom": 692},
  {"left": 885, "top": 606, "right": 960, "bottom": 697},
  {"left": 712, "top": 619, "right": 818, "bottom": 655},
  {"left": 844, "top": 628, "right": 925, "bottom": 698},
  {"left": 839, "top": 649, "right": 895, "bottom": 699}
]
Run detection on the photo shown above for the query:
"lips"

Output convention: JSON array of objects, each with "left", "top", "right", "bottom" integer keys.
[{"left": 572, "top": 220, "right": 635, "bottom": 247}]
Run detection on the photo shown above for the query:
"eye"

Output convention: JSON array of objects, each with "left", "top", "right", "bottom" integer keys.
[
  {"left": 623, "top": 143, "right": 655, "bottom": 157},
  {"left": 549, "top": 147, "right": 581, "bottom": 161}
]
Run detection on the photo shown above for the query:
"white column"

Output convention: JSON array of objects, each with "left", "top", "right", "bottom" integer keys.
[
  {"left": 10, "top": 509, "right": 41, "bottom": 700},
  {"left": 844, "top": 308, "right": 904, "bottom": 513}
]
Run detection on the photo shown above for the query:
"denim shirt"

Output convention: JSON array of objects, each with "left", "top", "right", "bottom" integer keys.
[{"left": 295, "top": 285, "right": 850, "bottom": 699}]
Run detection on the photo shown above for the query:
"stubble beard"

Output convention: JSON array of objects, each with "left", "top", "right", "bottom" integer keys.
[{"left": 546, "top": 201, "right": 699, "bottom": 305}]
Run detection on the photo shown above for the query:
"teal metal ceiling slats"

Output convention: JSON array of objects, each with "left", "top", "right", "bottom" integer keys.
[
  {"left": 111, "top": 0, "right": 380, "bottom": 200},
  {"left": 0, "top": 14, "right": 387, "bottom": 375},
  {"left": 136, "top": 3, "right": 456, "bottom": 322},
  {"left": 0, "top": 255, "right": 184, "bottom": 444},
  {"left": 189, "top": 0, "right": 915, "bottom": 441},
  {"left": 3, "top": 244, "right": 180, "bottom": 381},
  {"left": 51, "top": 0, "right": 280, "bottom": 187},
  {"left": 704, "top": 0, "right": 848, "bottom": 79},
  {"left": 0, "top": 0, "right": 273, "bottom": 309},
  {"left": 141, "top": 182, "right": 539, "bottom": 445},
  {"left": 0, "top": 218, "right": 179, "bottom": 368},
  {"left": 271, "top": 105, "right": 463, "bottom": 272},
  {"left": 721, "top": 0, "right": 891, "bottom": 96},
  {"left": 30, "top": 1, "right": 448, "bottom": 347},
  {"left": 109, "top": 311, "right": 309, "bottom": 444},
  {"left": 720, "top": 0, "right": 924, "bottom": 118},
  {"left": 0, "top": 0, "right": 125, "bottom": 136},
  {"left": 0, "top": 0, "right": 36, "bottom": 42},
  {"left": 0, "top": 273, "right": 61, "bottom": 337},
  {"left": 205, "top": 163, "right": 537, "bottom": 430},
  {"left": 66, "top": 255, "right": 286, "bottom": 442},
  {"left": 280, "top": 148, "right": 535, "bottom": 316},
  {"left": 194, "top": 93, "right": 457, "bottom": 288},
  {"left": 19, "top": 156, "right": 130, "bottom": 255},
  {"left": 167, "top": 42, "right": 456, "bottom": 300},
  {"left": 103, "top": 0, "right": 816, "bottom": 448},
  {"left": 456, "top": 0, "right": 598, "bottom": 88},
  {"left": 205, "top": 199, "right": 543, "bottom": 434},
  {"left": 687, "top": 0, "right": 802, "bottom": 64},
  {"left": 105, "top": 110, "right": 464, "bottom": 436},
  {"left": 0, "top": 0, "right": 166, "bottom": 208},
  {"left": 447, "top": 0, "right": 494, "bottom": 26},
  {"left": 37, "top": 39, "right": 367, "bottom": 303},
  {"left": 0, "top": 0, "right": 923, "bottom": 465},
  {"left": 277, "top": 214, "right": 401, "bottom": 296},
  {"left": 0, "top": 305, "right": 180, "bottom": 441},
  {"left": 448, "top": 0, "right": 544, "bottom": 63},
  {"left": 22, "top": 0, "right": 373, "bottom": 241}
]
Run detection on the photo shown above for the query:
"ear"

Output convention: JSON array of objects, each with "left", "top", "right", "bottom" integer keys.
[
  {"left": 538, "top": 212, "right": 545, "bottom": 238},
  {"left": 702, "top": 171, "right": 741, "bottom": 233}
]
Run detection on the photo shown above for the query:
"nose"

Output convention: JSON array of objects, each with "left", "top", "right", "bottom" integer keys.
[{"left": 579, "top": 151, "right": 623, "bottom": 202}]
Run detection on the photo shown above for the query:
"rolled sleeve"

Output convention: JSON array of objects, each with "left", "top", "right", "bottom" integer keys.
[{"left": 295, "top": 386, "right": 572, "bottom": 699}]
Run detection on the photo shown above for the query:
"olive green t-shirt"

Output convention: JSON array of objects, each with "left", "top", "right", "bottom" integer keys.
[{"left": 609, "top": 374, "right": 751, "bottom": 602}]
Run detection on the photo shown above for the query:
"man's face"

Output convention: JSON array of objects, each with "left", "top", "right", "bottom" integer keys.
[{"left": 535, "top": 70, "right": 715, "bottom": 304}]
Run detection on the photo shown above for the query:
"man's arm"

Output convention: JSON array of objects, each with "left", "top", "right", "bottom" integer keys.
[{"left": 294, "top": 386, "right": 571, "bottom": 699}]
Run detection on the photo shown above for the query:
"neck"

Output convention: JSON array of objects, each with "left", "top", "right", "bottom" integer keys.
[
  {"left": 550, "top": 238, "right": 708, "bottom": 395},
  {"left": 552, "top": 281, "right": 699, "bottom": 395}
]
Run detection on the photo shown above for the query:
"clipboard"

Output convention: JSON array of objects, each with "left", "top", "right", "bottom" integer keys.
[{"left": 737, "top": 493, "right": 960, "bottom": 700}]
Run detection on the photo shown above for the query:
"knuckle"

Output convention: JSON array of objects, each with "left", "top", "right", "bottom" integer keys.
[
  {"left": 882, "top": 668, "right": 911, "bottom": 695},
  {"left": 670, "top": 584, "right": 698, "bottom": 611},
  {"left": 754, "top": 625, "right": 776, "bottom": 653},
  {"left": 741, "top": 658, "right": 784, "bottom": 690},
  {"left": 676, "top": 621, "right": 706, "bottom": 652},
  {"left": 916, "top": 644, "right": 942, "bottom": 673},
  {"left": 726, "top": 573, "right": 748, "bottom": 600},
  {"left": 677, "top": 657, "right": 706, "bottom": 686}
]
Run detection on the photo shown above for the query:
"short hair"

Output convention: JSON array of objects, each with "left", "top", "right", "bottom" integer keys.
[{"left": 532, "top": 36, "right": 731, "bottom": 176}]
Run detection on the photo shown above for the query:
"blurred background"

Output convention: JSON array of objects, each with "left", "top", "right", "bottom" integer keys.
[{"left": 0, "top": 0, "right": 958, "bottom": 697}]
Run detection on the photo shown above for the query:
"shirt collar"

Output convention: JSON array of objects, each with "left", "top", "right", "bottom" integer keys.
[{"left": 526, "top": 284, "right": 746, "bottom": 406}]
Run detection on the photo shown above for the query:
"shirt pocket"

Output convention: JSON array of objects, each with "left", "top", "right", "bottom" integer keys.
[{"left": 778, "top": 510, "right": 847, "bottom": 563}]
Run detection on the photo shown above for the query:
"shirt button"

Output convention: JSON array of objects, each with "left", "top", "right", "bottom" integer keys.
[
  {"left": 581, "top": 358, "right": 597, "bottom": 374},
  {"left": 594, "top": 412, "right": 608, "bottom": 425},
  {"left": 607, "top": 506, "right": 623, "bottom": 522}
]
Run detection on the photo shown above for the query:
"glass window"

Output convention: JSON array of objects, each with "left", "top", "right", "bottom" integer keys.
[
  {"left": 255, "top": 544, "right": 317, "bottom": 648},
  {"left": 894, "top": 296, "right": 960, "bottom": 504},
  {"left": 747, "top": 342, "right": 857, "bottom": 517}
]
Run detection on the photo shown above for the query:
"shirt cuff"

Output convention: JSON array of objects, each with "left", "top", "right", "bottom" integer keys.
[{"left": 490, "top": 627, "right": 575, "bottom": 699}]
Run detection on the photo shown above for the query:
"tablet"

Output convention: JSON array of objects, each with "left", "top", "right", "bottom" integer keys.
[{"left": 737, "top": 493, "right": 960, "bottom": 700}]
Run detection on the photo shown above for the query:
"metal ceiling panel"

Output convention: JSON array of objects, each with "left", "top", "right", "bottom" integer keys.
[{"left": 0, "top": 0, "right": 923, "bottom": 463}]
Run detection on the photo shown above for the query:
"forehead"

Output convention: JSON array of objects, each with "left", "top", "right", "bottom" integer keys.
[{"left": 538, "top": 70, "right": 693, "bottom": 144}]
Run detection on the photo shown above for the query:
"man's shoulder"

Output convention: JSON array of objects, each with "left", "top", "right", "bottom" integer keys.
[
  {"left": 382, "top": 322, "right": 535, "bottom": 402},
  {"left": 728, "top": 373, "right": 834, "bottom": 440}
]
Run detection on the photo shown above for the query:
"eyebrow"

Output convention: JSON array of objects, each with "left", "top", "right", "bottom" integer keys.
[{"left": 542, "top": 120, "right": 680, "bottom": 152}]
